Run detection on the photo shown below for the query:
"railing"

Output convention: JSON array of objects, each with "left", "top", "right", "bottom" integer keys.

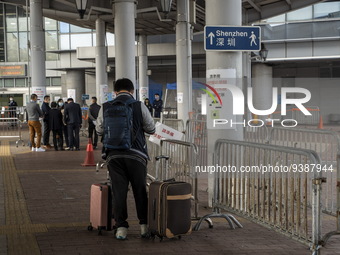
[
  {"left": 271, "top": 106, "right": 320, "bottom": 126},
  {"left": 185, "top": 119, "right": 208, "bottom": 168},
  {"left": 269, "top": 127, "right": 340, "bottom": 216},
  {"left": 161, "top": 118, "right": 185, "bottom": 133},
  {"left": 268, "top": 126, "right": 340, "bottom": 249},
  {"left": 195, "top": 139, "right": 323, "bottom": 255},
  {"left": 0, "top": 116, "right": 24, "bottom": 147}
]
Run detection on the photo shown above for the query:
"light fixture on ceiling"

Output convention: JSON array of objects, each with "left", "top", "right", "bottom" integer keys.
[
  {"left": 160, "top": 0, "right": 173, "bottom": 14},
  {"left": 75, "top": 0, "right": 88, "bottom": 19}
]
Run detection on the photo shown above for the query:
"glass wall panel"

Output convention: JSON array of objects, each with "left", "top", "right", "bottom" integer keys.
[
  {"left": 4, "top": 79, "right": 14, "bottom": 87},
  {"left": 46, "top": 31, "right": 58, "bottom": 50},
  {"left": 19, "top": 32, "right": 28, "bottom": 61},
  {"left": 60, "top": 34, "right": 70, "bottom": 50},
  {"left": 106, "top": 33, "right": 115, "bottom": 46},
  {"left": 60, "top": 22, "right": 69, "bottom": 33},
  {"left": 314, "top": 2, "right": 340, "bottom": 19},
  {"left": 51, "top": 77, "right": 61, "bottom": 86},
  {"left": 5, "top": 5, "right": 17, "bottom": 32},
  {"left": 15, "top": 78, "right": 26, "bottom": 87},
  {"left": 313, "top": 20, "right": 340, "bottom": 38},
  {"left": 286, "top": 6, "right": 313, "bottom": 21},
  {"left": 46, "top": 78, "right": 50, "bottom": 86},
  {"left": 44, "top": 18, "right": 57, "bottom": 31},
  {"left": 0, "top": 4, "right": 5, "bottom": 62},
  {"left": 286, "top": 22, "right": 313, "bottom": 39},
  {"left": 6, "top": 32, "right": 19, "bottom": 62},
  {"left": 70, "top": 24, "right": 91, "bottom": 33},
  {"left": 260, "top": 24, "right": 286, "bottom": 40},
  {"left": 70, "top": 33, "right": 93, "bottom": 49}
]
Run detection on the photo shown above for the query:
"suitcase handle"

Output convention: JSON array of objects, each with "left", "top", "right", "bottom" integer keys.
[
  {"left": 155, "top": 155, "right": 169, "bottom": 161},
  {"left": 155, "top": 155, "right": 170, "bottom": 181},
  {"left": 152, "top": 198, "right": 156, "bottom": 220}
]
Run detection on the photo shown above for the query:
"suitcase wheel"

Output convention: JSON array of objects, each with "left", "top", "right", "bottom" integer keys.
[{"left": 87, "top": 225, "right": 93, "bottom": 231}]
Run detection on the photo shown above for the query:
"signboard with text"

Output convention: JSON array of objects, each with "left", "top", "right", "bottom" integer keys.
[
  {"left": 0, "top": 64, "right": 27, "bottom": 77},
  {"left": 204, "top": 26, "right": 261, "bottom": 51}
]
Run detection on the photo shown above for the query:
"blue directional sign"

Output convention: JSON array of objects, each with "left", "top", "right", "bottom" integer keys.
[{"left": 204, "top": 26, "right": 261, "bottom": 51}]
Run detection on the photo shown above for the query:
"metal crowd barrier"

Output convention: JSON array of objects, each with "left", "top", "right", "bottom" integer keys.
[
  {"left": 161, "top": 118, "right": 185, "bottom": 133},
  {"left": 269, "top": 127, "right": 340, "bottom": 215},
  {"left": 0, "top": 116, "right": 24, "bottom": 147},
  {"left": 185, "top": 119, "right": 208, "bottom": 168},
  {"left": 244, "top": 125, "right": 270, "bottom": 144},
  {"left": 271, "top": 106, "right": 320, "bottom": 125},
  {"left": 268, "top": 126, "right": 340, "bottom": 249},
  {"left": 194, "top": 139, "right": 323, "bottom": 255}
]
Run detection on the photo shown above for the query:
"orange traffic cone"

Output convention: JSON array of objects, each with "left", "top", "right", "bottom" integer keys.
[
  {"left": 318, "top": 115, "right": 324, "bottom": 129},
  {"left": 81, "top": 138, "right": 96, "bottom": 166}
]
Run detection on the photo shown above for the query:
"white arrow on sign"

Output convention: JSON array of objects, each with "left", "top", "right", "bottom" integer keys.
[{"left": 208, "top": 32, "right": 215, "bottom": 45}]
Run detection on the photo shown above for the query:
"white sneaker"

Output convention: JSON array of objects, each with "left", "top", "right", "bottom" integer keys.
[
  {"left": 115, "top": 227, "right": 127, "bottom": 240},
  {"left": 31, "top": 147, "right": 36, "bottom": 152},
  {"left": 140, "top": 224, "right": 148, "bottom": 237},
  {"left": 36, "top": 147, "right": 45, "bottom": 152}
]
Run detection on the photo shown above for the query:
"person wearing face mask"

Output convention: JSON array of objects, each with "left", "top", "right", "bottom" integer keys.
[
  {"left": 57, "top": 99, "right": 69, "bottom": 149},
  {"left": 152, "top": 93, "right": 163, "bottom": 118},
  {"left": 26, "top": 94, "right": 45, "bottom": 152},
  {"left": 8, "top": 96, "right": 18, "bottom": 119}
]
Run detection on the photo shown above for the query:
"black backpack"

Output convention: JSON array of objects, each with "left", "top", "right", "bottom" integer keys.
[{"left": 103, "top": 97, "right": 136, "bottom": 150}]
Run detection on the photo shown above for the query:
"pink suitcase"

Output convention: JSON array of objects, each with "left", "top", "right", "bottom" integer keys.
[{"left": 88, "top": 183, "right": 115, "bottom": 235}]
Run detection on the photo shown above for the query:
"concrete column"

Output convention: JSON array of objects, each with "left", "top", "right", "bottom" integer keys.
[
  {"left": 138, "top": 35, "right": 149, "bottom": 101},
  {"left": 251, "top": 64, "right": 273, "bottom": 121},
  {"left": 95, "top": 18, "right": 108, "bottom": 103},
  {"left": 206, "top": 0, "right": 243, "bottom": 205},
  {"left": 113, "top": 0, "right": 136, "bottom": 86},
  {"left": 30, "top": 0, "right": 46, "bottom": 101},
  {"left": 176, "top": 0, "right": 192, "bottom": 123},
  {"left": 65, "top": 70, "right": 85, "bottom": 105}
]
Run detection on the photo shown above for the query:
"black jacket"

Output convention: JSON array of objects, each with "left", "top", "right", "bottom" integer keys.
[
  {"left": 88, "top": 103, "right": 101, "bottom": 123},
  {"left": 49, "top": 108, "right": 63, "bottom": 130},
  {"left": 41, "top": 102, "right": 51, "bottom": 122},
  {"left": 64, "top": 102, "right": 82, "bottom": 125}
]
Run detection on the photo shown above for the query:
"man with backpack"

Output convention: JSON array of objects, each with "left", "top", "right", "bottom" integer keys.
[{"left": 96, "top": 78, "right": 155, "bottom": 240}]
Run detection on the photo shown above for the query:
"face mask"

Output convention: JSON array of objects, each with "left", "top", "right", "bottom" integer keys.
[
  {"left": 10, "top": 98, "right": 13, "bottom": 101},
  {"left": 58, "top": 102, "right": 63, "bottom": 107},
  {"left": 155, "top": 96, "right": 159, "bottom": 100}
]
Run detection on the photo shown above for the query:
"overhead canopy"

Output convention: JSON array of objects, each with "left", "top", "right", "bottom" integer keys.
[{"left": 6, "top": 0, "right": 324, "bottom": 35}]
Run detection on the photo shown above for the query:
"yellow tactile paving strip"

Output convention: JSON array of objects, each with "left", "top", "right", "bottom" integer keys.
[
  {"left": 0, "top": 141, "right": 41, "bottom": 254},
  {"left": 0, "top": 141, "right": 107, "bottom": 254}
]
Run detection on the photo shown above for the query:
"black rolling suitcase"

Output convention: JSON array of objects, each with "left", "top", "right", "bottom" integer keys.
[{"left": 148, "top": 156, "right": 192, "bottom": 240}]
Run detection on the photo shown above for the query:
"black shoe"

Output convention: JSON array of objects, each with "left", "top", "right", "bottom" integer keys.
[
  {"left": 59, "top": 148, "right": 65, "bottom": 151},
  {"left": 75, "top": 148, "right": 80, "bottom": 151},
  {"left": 70, "top": 148, "right": 74, "bottom": 151},
  {"left": 54, "top": 147, "right": 58, "bottom": 151}
]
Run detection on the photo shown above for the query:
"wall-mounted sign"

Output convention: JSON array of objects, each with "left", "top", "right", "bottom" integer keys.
[{"left": 0, "top": 65, "right": 27, "bottom": 77}]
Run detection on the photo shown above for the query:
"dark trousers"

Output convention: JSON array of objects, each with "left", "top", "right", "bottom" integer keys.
[
  {"left": 67, "top": 123, "right": 80, "bottom": 149},
  {"left": 88, "top": 122, "right": 98, "bottom": 147},
  {"left": 52, "top": 129, "right": 63, "bottom": 149},
  {"left": 154, "top": 111, "right": 161, "bottom": 118},
  {"left": 107, "top": 156, "right": 148, "bottom": 228},
  {"left": 63, "top": 125, "right": 69, "bottom": 147},
  {"left": 43, "top": 121, "right": 50, "bottom": 145}
]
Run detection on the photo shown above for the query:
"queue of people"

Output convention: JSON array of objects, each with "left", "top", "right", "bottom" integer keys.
[
  {"left": 26, "top": 92, "right": 162, "bottom": 153},
  {"left": 26, "top": 94, "right": 83, "bottom": 152}
]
